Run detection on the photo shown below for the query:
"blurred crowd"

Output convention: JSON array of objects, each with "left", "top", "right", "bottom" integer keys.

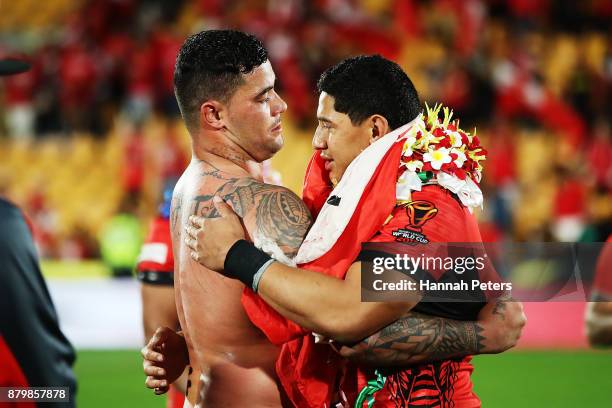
[{"left": 0, "top": 0, "right": 611, "bottom": 261}]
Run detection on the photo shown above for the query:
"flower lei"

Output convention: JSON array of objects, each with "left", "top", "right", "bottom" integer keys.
[{"left": 396, "top": 103, "right": 487, "bottom": 209}]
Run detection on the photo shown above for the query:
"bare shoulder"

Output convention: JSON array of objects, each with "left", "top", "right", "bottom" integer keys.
[
  {"left": 242, "top": 182, "right": 312, "bottom": 258},
  {"left": 181, "top": 166, "right": 312, "bottom": 258}
]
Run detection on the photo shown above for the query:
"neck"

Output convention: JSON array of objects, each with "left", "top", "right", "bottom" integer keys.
[{"left": 191, "top": 130, "right": 262, "bottom": 177}]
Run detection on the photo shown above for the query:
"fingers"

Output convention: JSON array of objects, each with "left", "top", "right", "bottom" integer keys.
[
  {"left": 143, "top": 358, "right": 169, "bottom": 394},
  {"left": 142, "top": 327, "right": 174, "bottom": 395},
  {"left": 185, "top": 224, "right": 199, "bottom": 239},
  {"left": 184, "top": 235, "right": 197, "bottom": 251},
  {"left": 141, "top": 346, "right": 164, "bottom": 363},
  {"left": 183, "top": 233, "right": 200, "bottom": 262},
  {"left": 143, "top": 364, "right": 166, "bottom": 377},
  {"left": 189, "top": 215, "right": 204, "bottom": 229},
  {"left": 154, "top": 386, "right": 169, "bottom": 395},
  {"left": 185, "top": 219, "right": 200, "bottom": 242},
  {"left": 185, "top": 217, "right": 203, "bottom": 257},
  {"left": 145, "top": 375, "right": 168, "bottom": 391},
  {"left": 183, "top": 227, "right": 201, "bottom": 262},
  {"left": 148, "top": 327, "right": 168, "bottom": 349}
]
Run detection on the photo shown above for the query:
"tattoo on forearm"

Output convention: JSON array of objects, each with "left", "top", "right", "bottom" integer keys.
[{"left": 351, "top": 312, "right": 484, "bottom": 366}]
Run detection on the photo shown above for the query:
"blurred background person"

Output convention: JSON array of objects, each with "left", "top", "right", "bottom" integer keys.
[
  {"left": 0, "top": 58, "right": 77, "bottom": 408},
  {"left": 99, "top": 195, "right": 143, "bottom": 277}
]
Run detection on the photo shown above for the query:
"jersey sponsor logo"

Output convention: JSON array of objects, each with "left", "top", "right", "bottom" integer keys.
[{"left": 392, "top": 200, "right": 438, "bottom": 244}]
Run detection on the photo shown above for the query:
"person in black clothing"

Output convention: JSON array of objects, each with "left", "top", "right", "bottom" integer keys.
[{"left": 0, "top": 59, "right": 76, "bottom": 407}]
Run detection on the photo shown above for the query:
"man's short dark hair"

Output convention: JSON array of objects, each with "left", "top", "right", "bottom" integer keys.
[
  {"left": 174, "top": 30, "right": 268, "bottom": 133},
  {"left": 317, "top": 55, "right": 421, "bottom": 130}
]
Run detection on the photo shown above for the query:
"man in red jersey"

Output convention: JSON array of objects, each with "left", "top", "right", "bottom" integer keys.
[{"left": 145, "top": 53, "right": 525, "bottom": 407}]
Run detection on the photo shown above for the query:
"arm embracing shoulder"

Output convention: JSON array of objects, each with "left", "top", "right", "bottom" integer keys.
[{"left": 258, "top": 261, "right": 418, "bottom": 342}]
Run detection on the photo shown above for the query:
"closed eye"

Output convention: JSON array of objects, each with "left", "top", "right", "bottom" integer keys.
[
  {"left": 318, "top": 120, "right": 332, "bottom": 129},
  {"left": 255, "top": 85, "right": 275, "bottom": 103}
]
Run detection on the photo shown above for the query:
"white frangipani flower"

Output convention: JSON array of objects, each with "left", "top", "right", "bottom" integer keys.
[
  {"left": 423, "top": 147, "right": 452, "bottom": 170},
  {"left": 445, "top": 130, "right": 463, "bottom": 148}
]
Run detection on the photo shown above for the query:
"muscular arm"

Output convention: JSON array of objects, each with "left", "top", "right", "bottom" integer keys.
[
  {"left": 257, "top": 262, "right": 418, "bottom": 343},
  {"left": 141, "top": 284, "right": 179, "bottom": 340},
  {"left": 219, "top": 181, "right": 418, "bottom": 342},
  {"left": 339, "top": 311, "right": 483, "bottom": 366},
  {"left": 140, "top": 283, "right": 189, "bottom": 393},
  {"left": 185, "top": 171, "right": 521, "bottom": 351},
  {"left": 183, "top": 173, "right": 416, "bottom": 343},
  {"left": 340, "top": 294, "right": 526, "bottom": 366}
]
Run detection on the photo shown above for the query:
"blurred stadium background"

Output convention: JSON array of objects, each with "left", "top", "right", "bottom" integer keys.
[{"left": 1, "top": 0, "right": 611, "bottom": 406}]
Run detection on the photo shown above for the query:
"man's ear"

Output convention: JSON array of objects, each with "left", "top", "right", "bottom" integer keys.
[
  {"left": 369, "top": 115, "right": 390, "bottom": 144},
  {"left": 200, "top": 100, "right": 225, "bottom": 130}
]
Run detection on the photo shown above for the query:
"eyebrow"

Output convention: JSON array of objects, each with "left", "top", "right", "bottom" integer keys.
[
  {"left": 317, "top": 116, "right": 333, "bottom": 124},
  {"left": 255, "top": 85, "right": 274, "bottom": 99}
]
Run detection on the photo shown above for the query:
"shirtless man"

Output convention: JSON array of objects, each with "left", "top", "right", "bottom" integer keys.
[
  {"left": 143, "top": 31, "right": 524, "bottom": 407},
  {"left": 163, "top": 30, "right": 299, "bottom": 407}
]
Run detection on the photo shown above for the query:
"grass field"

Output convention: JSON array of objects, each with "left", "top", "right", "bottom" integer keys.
[
  {"left": 74, "top": 349, "right": 612, "bottom": 407},
  {"left": 75, "top": 349, "right": 164, "bottom": 408},
  {"left": 471, "top": 351, "right": 612, "bottom": 407}
]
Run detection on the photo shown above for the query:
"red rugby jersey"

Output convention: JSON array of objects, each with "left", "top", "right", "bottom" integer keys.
[{"left": 242, "top": 144, "right": 487, "bottom": 407}]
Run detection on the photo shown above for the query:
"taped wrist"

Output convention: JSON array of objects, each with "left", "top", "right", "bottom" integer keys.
[{"left": 224, "top": 240, "right": 272, "bottom": 288}]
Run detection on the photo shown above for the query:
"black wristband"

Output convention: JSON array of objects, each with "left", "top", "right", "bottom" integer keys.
[
  {"left": 224, "top": 239, "right": 272, "bottom": 288},
  {"left": 137, "top": 270, "right": 174, "bottom": 286}
]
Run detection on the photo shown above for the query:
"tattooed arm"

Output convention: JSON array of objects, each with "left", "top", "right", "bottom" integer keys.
[
  {"left": 185, "top": 179, "right": 418, "bottom": 342},
  {"left": 191, "top": 177, "right": 311, "bottom": 258},
  {"left": 251, "top": 261, "right": 420, "bottom": 343},
  {"left": 339, "top": 294, "right": 526, "bottom": 366},
  {"left": 185, "top": 173, "right": 520, "bottom": 347}
]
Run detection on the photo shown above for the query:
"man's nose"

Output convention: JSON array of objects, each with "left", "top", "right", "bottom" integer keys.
[
  {"left": 312, "top": 130, "right": 327, "bottom": 150},
  {"left": 273, "top": 92, "right": 288, "bottom": 115}
]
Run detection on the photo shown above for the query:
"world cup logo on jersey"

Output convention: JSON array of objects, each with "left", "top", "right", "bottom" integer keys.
[{"left": 392, "top": 200, "right": 438, "bottom": 244}]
